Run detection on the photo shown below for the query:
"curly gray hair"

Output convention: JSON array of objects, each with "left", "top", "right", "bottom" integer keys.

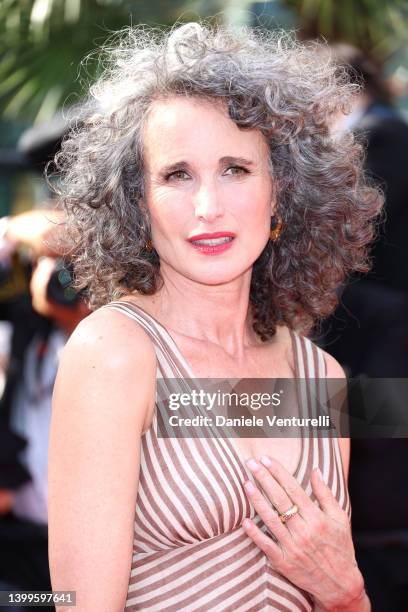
[{"left": 52, "top": 20, "right": 382, "bottom": 340}]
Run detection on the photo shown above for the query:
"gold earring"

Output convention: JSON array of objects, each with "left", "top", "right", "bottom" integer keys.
[
  {"left": 270, "top": 215, "right": 283, "bottom": 241},
  {"left": 144, "top": 239, "right": 153, "bottom": 252}
]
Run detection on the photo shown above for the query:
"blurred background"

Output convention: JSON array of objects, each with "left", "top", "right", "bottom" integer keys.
[{"left": 1, "top": 1, "right": 408, "bottom": 611}]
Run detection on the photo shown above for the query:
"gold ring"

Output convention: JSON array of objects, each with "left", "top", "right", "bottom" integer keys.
[{"left": 279, "top": 504, "right": 299, "bottom": 524}]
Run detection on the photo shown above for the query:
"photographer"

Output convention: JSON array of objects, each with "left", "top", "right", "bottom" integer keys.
[{"left": 0, "top": 209, "right": 89, "bottom": 610}]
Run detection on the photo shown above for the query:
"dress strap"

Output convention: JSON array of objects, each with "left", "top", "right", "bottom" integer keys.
[
  {"left": 290, "top": 331, "right": 349, "bottom": 514},
  {"left": 99, "top": 300, "right": 192, "bottom": 379}
]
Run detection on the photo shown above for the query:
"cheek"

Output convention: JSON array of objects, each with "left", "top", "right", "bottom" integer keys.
[
  {"left": 148, "top": 190, "right": 188, "bottom": 238},
  {"left": 233, "top": 185, "right": 271, "bottom": 223}
]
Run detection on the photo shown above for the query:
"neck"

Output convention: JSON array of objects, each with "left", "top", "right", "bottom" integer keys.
[{"left": 134, "top": 266, "right": 262, "bottom": 360}]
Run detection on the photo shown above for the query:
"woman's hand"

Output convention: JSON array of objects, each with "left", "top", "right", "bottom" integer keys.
[{"left": 242, "top": 455, "right": 370, "bottom": 611}]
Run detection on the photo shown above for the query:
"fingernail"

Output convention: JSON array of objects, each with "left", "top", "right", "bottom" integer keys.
[
  {"left": 260, "top": 455, "right": 272, "bottom": 467},
  {"left": 316, "top": 468, "right": 323, "bottom": 481},
  {"left": 246, "top": 458, "right": 261, "bottom": 472},
  {"left": 244, "top": 480, "right": 256, "bottom": 494},
  {"left": 242, "top": 519, "right": 252, "bottom": 529}
]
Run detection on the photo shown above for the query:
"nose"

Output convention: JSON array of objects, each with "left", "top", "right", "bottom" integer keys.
[{"left": 193, "top": 182, "right": 224, "bottom": 222}]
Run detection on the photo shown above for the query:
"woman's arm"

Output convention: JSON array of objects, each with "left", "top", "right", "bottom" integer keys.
[{"left": 48, "top": 307, "right": 157, "bottom": 611}]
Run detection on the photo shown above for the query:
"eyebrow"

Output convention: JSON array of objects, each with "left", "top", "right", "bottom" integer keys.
[{"left": 158, "top": 156, "right": 256, "bottom": 176}]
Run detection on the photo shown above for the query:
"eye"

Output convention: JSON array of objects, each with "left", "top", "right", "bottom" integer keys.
[
  {"left": 165, "top": 170, "right": 190, "bottom": 181},
  {"left": 224, "top": 166, "right": 249, "bottom": 176}
]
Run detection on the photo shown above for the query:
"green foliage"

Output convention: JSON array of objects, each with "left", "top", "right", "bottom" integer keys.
[
  {"left": 285, "top": 0, "right": 408, "bottom": 56},
  {"left": 0, "top": 0, "right": 194, "bottom": 122},
  {"left": 2, "top": 0, "right": 407, "bottom": 122}
]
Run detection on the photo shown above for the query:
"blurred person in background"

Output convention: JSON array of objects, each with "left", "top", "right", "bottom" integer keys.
[
  {"left": 318, "top": 43, "right": 408, "bottom": 611},
  {"left": 0, "top": 209, "right": 89, "bottom": 611}
]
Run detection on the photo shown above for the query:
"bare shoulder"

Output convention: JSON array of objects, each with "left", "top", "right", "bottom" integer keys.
[
  {"left": 276, "top": 326, "right": 346, "bottom": 378},
  {"left": 60, "top": 305, "right": 156, "bottom": 414},
  {"left": 60, "top": 303, "right": 158, "bottom": 434},
  {"left": 64, "top": 302, "right": 156, "bottom": 361}
]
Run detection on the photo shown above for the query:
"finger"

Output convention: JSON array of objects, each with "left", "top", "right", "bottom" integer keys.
[
  {"left": 257, "top": 455, "right": 316, "bottom": 517},
  {"left": 243, "top": 480, "right": 292, "bottom": 546},
  {"left": 311, "top": 468, "right": 344, "bottom": 518},
  {"left": 245, "top": 458, "right": 297, "bottom": 518},
  {"left": 241, "top": 517, "right": 284, "bottom": 568}
]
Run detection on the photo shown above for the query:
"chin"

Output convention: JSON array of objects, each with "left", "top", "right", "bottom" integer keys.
[{"left": 186, "top": 265, "right": 251, "bottom": 286}]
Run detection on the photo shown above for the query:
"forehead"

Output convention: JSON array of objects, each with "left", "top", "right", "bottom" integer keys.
[{"left": 142, "top": 96, "right": 269, "bottom": 168}]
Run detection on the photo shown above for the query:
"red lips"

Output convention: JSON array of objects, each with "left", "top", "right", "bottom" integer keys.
[{"left": 188, "top": 231, "right": 236, "bottom": 241}]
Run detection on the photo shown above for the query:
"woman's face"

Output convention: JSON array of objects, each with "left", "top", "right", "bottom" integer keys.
[{"left": 142, "top": 96, "right": 274, "bottom": 286}]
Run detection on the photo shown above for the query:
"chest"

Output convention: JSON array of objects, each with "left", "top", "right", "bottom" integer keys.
[
  {"left": 167, "top": 333, "right": 303, "bottom": 474},
  {"left": 171, "top": 329, "right": 295, "bottom": 379}
]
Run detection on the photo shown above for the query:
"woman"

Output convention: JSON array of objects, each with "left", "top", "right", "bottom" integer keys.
[{"left": 48, "top": 21, "right": 381, "bottom": 611}]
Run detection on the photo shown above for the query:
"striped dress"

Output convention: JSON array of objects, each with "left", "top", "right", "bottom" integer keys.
[{"left": 101, "top": 300, "right": 351, "bottom": 612}]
